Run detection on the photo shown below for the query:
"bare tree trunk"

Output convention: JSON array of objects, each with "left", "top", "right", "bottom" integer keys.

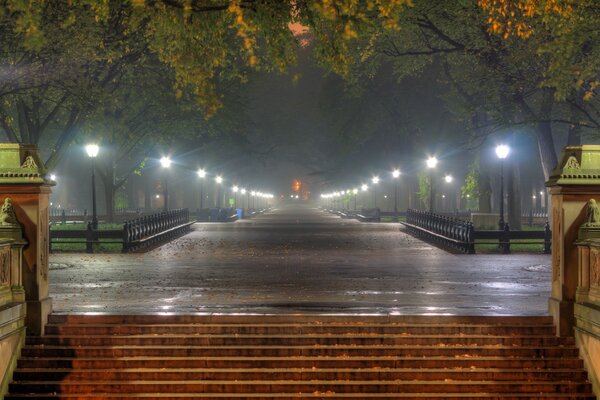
[
  {"left": 478, "top": 153, "right": 492, "bottom": 213},
  {"left": 144, "top": 178, "right": 152, "bottom": 211},
  {"left": 567, "top": 102, "right": 582, "bottom": 145}
]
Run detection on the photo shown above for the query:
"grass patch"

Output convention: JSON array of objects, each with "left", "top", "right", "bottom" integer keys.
[
  {"left": 381, "top": 216, "right": 406, "bottom": 223},
  {"left": 50, "top": 241, "right": 123, "bottom": 253},
  {"left": 50, "top": 223, "right": 124, "bottom": 253},
  {"left": 475, "top": 238, "right": 548, "bottom": 254},
  {"left": 50, "top": 223, "right": 122, "bottom": 230}
]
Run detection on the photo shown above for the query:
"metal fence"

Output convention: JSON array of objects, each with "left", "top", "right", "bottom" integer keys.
[
  {"left": 50, "top": 209, "right": 193, "bottom": 253},
  {"left": 402, "top": 209, "right": 551, "bottom": 254}
]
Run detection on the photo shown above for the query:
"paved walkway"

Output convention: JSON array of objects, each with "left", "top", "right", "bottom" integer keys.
[{"left": 49, "top": 205, "right": 551, "bottom": 315}]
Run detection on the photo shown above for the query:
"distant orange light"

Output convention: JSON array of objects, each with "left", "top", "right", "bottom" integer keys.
[{"left": 293, "top": 179, "right": 301, "bottom": 192}]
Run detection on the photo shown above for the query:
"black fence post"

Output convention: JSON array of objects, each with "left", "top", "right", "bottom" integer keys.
[
  {"left": 502, "top": 223, "right": 511, "bottom": 254},
  {"left": 467, "top": 222, "right": 475, "bottom": 254},
  {"left": 122, "top": 222, "right": 130, "bottom": 253},
  {"left": 85, "top": 222, "right": 94, "bottom": 254},
  {"left": 61, "top": 209, "right": 66, "bottom": 225},
  {"left": 544, "top": 221, "right": 552, "bottom": 254}
]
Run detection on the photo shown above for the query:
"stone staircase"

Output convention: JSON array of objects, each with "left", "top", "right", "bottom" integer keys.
[{"left": 6, "top": 315, "right": 596, "bottom": 399}]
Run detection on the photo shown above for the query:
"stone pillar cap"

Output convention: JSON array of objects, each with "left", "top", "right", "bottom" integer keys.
[
  {"left": 547, "top": 145, "right": 600, "bottom": 187},
  {"left": 0, "top": 144, "right": 52, "bottom": 185}
]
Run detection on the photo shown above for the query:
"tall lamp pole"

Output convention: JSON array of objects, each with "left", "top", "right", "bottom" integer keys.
[
  {"left": 392, "top": 169, "right": 400, "bottom": 221},
  {"left": 444, "top": 175, "right": 453, "bottom": 212},
  {"left": 197, "top": 168, "right": 206, "bottom": 209},
  {"left": 426, "top": 156, "right": 438, "bottom": 212},
  {"left": 495, "top": 144, "right": 510, "bottom": 229},
  {"left": 85, "top": 144, "right": 99, "bottom": 229},
  {"left": 353, "top": 188, "right": 358, "bottom": 210},
  {"left": 232, "top": 185, "right": 239, "bottom": 208},
  {"left": 360, "top": 183, "right": 369, "bottom": 208},
  {"left": 371, "top": 176, "right": 380, "bottom": 208},
  {"left": 215, "top": 176, "right": 223, "bottom": 208},
  {"left": 160, "top": 156, "right": 171, "bottom": 212}
]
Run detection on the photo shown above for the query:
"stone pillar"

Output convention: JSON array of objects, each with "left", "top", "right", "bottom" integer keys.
[
  {"left": 546, "top": 145, "right": 600, "bottom": 336},
  {"left": 0, "top": 144, "right": 53, "bottom": 336}
]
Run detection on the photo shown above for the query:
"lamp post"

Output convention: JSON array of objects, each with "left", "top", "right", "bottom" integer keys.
[
  {"left": 495, "top": 144, "right": 510, "bottom": 229},
  {"left": 361, "top": 184, "right": 368, "bottom": 210},
  {"left": 426, "top": 156, "right": 438, "bottom": 212},
  {"left": 241, "top": 188, "right": 247, "bottom": 209},
  {"left": 352, "top": 188, "right": 358, "bottom": 210},
  {"left": 197, "top": 168, "right": 206, "bottom": 209},
  {"left": 232, "top": 185, "right": 239, "bottom": 208},
  {"left": 444, "top": 175, "right": 453, "bottom": 212},
  {"left": 371, "top": 176, "right": 379, "bottom": 208},
  {"left": 215, "top": 176, "right": 223, "bottom": 208},
  {"left": 160, "top": 156, "right": 171, "bottom": 212},
  {"left": 392, "top": 169, "right": 400, "bottom": 221},
  {"left": 85, "top": 144, "right": 99, "bottom": 229}
]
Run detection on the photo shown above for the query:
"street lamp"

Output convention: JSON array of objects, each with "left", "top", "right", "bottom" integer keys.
[
  {"left": 215, "top": 175, "right": 223, "bottom": 208},
  {"left": 495, "top": 144, "right": 510, "bottom": 229},
  {"left": 352, "top": 188, "right": 358, "bottom": 210},
  {"left": 241, "top": 188, "right": 247, "bottom": 209},
  {"left": 371, "top": 176, "right": 379, "bottom": 208},
  {"left": 85, "top": 144, "right": 99, "bottom": 229},
  {"left": 232, "top": 185, "right": 239, "bottom": 208},
  {"left": 426, "top": 156, "right": 438, "bottom": 212},
  {"left": 160, "top": 156, "right": 171, "bottom": 212},
  {"left": 444, "top": 175, "right": 454, "bottom": 212},
  {"left": 392, "top": 169, "right": 400, "bottom": 221},
  {"left": 197, "top": 168, "right": 206, "bottom": 209}
]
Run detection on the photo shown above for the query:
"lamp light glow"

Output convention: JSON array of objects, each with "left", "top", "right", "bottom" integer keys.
[
  {"left": 160, "top": 156, "right": 171, "bottom": 168},
  {"left": 495, "top": 144, "right": 510, "bottom": 159},
  {"left": 372, "top": 176, "right": 380, "bottom": 184},
  {"left": 392, "top": 169, "right": 400, "bottom": 178},
  {"left": 85, "top": 144, "right": 99, "bottom": 158},
  {"left": 426, "top": 156, "right": 438, "bottom": 169},
  {"left": 197, "top": 168, "right": 206, "bottom": 178}
]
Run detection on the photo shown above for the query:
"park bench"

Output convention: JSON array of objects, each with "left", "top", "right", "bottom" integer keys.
[{"left": 356, "top": 207, "right": 381, "bottom": 222}]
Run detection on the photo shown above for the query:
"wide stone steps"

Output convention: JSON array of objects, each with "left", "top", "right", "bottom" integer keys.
[
  {"left": 26, "top": 334, "right": 574, "bottom": 346},
  {"left": 12, "top": 367, "right": 589, "bottom": 381},
  {"left": 6, "top": 315, "right": 596, "bottom": 399},
  {"left": 43, "top": 324, "right": 557, "bottom": 336},
  {"left": 4, "top": 395, "right": 598, "bottom": 399},
  {"left": 19, "top": 344, "right": 581, "bottom": 358},
  {"left": 16, "top": 356, "right": 586, "bottom": 370},
  {"left": 6, "top": 380, "right": 594, "bottom": 394}
]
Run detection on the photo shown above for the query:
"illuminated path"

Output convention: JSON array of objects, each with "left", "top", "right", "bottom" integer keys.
[{"left": 50, "top": 204, "right": 551, "bottom": 315}]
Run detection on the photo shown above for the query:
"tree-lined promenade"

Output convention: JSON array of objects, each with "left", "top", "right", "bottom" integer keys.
[{"left": 1, "top": 0, "right": 598, "bottom": 221}]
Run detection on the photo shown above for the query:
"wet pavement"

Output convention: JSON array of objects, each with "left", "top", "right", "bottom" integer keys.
[{"left": 50, "top": 205, "right": 551, "bottom": 315}]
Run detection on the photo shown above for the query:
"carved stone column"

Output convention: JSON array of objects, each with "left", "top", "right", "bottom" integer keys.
[
  {"left": 546, "top": 145, "right": 600, "bottom": 336},
  {"left": 0, "top": 144, "right": 53, "bottom": 336}
]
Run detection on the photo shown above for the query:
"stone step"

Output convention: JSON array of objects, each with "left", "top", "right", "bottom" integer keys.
[
  {"left": 43, "top": 323, "right": 557, "bottom": 336},
  {"left": 16, "top": 356, "right": 585, "bottom": 370},
  {"left": 47, "top": 314, "right": 555, "bottom": 326},
  {"left": 4, "top": 393, "right": 598, "bottom": 399},
  {"left": 26, "top": 334, "right": 574, "bottom": 347},
  {"left": 11, "top": 368, "right": 588, "bottom": 382},
  {"left": 7, "top": 380, "right": 593, "bottom": 394},
  {"left": 20, "top": 345, "right": 580, "bottom": 358}
]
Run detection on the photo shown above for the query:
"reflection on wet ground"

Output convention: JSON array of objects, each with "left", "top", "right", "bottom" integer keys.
[{"left": 50, "top": 205, "right": 551, "bottom": 315}]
